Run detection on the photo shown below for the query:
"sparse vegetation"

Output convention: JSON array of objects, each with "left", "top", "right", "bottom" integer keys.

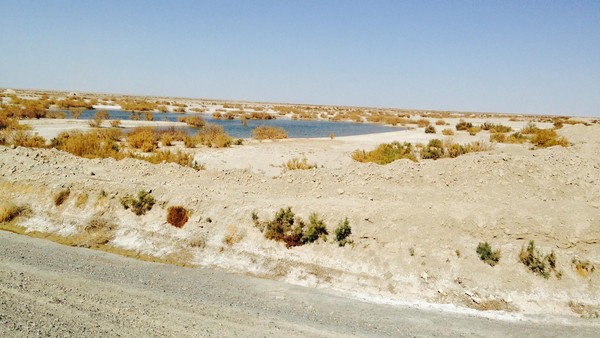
[
  {"left": 88, "top": 110, "right": 110, "bottom": 128},
  {"left": 195, "top": 123, "right": 232, "bottom": 148},
  {"left": 252, "top": 126, "right": 288, "bottom": 140},
  {"left": 121, "top": 190, "right": 156, "bottom": 216},
  {"left": 127, "top": 127, "right": 158, "bottom": 152},
  {"left": 481, "top": 122, "right": 512, "bottom": 133},
  {"left": 519, "top": 240, "right": 561, "bottom": 279},
  {"left": 166, "top": 206, "right": 189, "bottom": 228},
  {"left": 178, "top": 115, "right": 206, "bottom": 127},
  {"left": 476, "top": 242, "right": 501, "bottom": 266}
]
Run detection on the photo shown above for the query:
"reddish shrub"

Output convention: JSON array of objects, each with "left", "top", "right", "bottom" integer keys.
[{"left": 167, "top": 206, "right": 189, "bottom": 228}]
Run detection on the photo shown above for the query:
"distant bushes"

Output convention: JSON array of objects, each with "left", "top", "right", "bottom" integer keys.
[
  {"left": 481, "top": 122, "right": 512, "bottom": 133},
  {"left": 178, "top": 115, "right": 206, "bottom": 127},
  {"left": 455, "top": 119, "right": 473, "bottom": 131},
  {"left": 489, "top": 123, "right": 568, "bottom": 148},
  {"left": 252, "top": 126, "right": 288, "bottom": 140}
]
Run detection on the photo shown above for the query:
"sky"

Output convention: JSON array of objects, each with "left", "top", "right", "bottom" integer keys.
[{"left": 1, "top": 1, "right": 599, "bottom": 116}]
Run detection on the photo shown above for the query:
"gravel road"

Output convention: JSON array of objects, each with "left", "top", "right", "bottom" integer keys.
[{"left": 0, "top": 231, "right": 596, "bottom": 337}]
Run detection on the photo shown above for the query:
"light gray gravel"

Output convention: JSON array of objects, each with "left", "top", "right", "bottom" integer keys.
[{"left": 0, "top": 231, "right": 597, "bottom": 337}]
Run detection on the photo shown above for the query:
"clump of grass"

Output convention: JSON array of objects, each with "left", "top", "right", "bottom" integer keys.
[
  {"left": 519, "top": 240, "right": 561, "bottom": 279},
  {"left": 572, "top": 258, "right": 595, "bottom": 277},
  {"left": 0, "top": 202, "right": 30, "bottom": 223},
  {"left": 467, "top": 126, "right": 482, "bottom": 135},
  {"left": 53, "top": 188, "right": 71, "bottom": 206},
  {"left": 424, "top": 125, "right": 436, "bottom": 133},
  {"left": 252, "top": 126, "right": 288, "bottom": 140},
  {"left": 121, "top": 190, "right": 156, "bottom": 216},
  {"left": 476, "top": 242, "right": 501, "bottom": 266},
  {"left": 166, "top": 206, "right": 189, "bottom": 228},
  {"left": 442, "top": 128, "right": 455, "bottom": 136},
  {"left": 283, "top": 157, "right": 317, "bottom": 170},
  {"left": 75, "top": 193, "right": 89, "bottom": 208},
  {"left": 127, "top": 127, "right": 158, "bottom": 152},
  {"left": 352, "top": 141, "right": 416, "bottom": 164},
  {"left": 334, "top": 218, "right": 352, "bottom": 247},
  {"left": 253, "top": 208, "right": 328, "bottom": 248},
  {"left": 2, "top": 130, "right": 47, "bottom": 148},
  {"left": 135, "top": 149, "right": 196, "bottom": 168}
]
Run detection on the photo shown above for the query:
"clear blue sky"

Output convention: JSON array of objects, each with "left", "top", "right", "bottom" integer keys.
[{"left": 1, "top": 1, "right": 599, "bottom": 116}]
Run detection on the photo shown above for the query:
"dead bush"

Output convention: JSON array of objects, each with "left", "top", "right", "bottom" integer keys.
[
  {"left": 0, "top": 202, "right": 30, "bottom": 223},
  {"left": 283, "top": 157, "right": 317, "bottom": 170},
  {"left": 167, "top": 206, "right": 189, "bottom": 228}
]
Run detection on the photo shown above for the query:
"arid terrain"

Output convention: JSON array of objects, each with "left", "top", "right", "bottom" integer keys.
[{"left": 1, "top": 89, "right": 599, "bottom": 335}]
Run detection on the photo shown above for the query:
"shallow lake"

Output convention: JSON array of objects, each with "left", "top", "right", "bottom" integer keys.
[{"left": 65, "top": 110, "right": 401, "bottom": 138}]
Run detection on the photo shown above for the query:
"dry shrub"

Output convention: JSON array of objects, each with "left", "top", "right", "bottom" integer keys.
[
  {"left": 476, "top": 242, "right": 501, "bottom": 266},
  {"left": 51, "top": 130, "right": 123, "bottom": 159},
  {"left": 54, "top": 188, "right": 70, "bottom": 206},
  {"left": 252, "top": 126, "right": 288, "bottom": 140},
  {"left": 138, "top": 149, "right": 195, "bottom": 167},
  {"left": 110, "top": 119, "right": 122, "bottom": 128},
  {"left": 178, "top": 115, "right": 206, "bottom": 127},
  {"left": 481, "top": 122, "right": 512, "bottom": 133},
  {"left": 352, "top": 141, "right": 417, "bottom": 164},
  {"left": 167, "top": 206, "right": 189, "bottom": 228},
  {"left": 78, "top": 217, "right": 116, "bottom": 248},
  {"left": 531, "top": 129, "right": 568, "bottom": 148},
  {"left": 442, "top": 128, "right": 454, "bottom": 135},
  {"left": 47, "top": 111, "right": 66, "bottom": 119},
  {"left": 435, "top": 119, "right": 446, "bottom": 126},
  {"left": 75, "top": 194, "right": 89, "bottom": 208},
  {"left": 568, "top": 301, "right": 600, "bottom": 319},
  {"left": 127, "top": 127, "right": 158, "bottom": 152},
  {"left": 244, "top": 112, "right": 275, "bottom": 120},
  {"left": 572, "top": 258, "right": 595, "bottom": 277},
  {"left": 424, "top": 125, "right": 436, "bottom": 133},
  {"left": 0, "top": 113, "right": 19, "bottom": 130},
  {"left": 414, "top": 119, "right": 430, "bottom": 127},
  {"left": 519, "top": 241, "right": 561, "bottom": 279},
  {"left": 223, "top": 224, "right": 244, "bottom": 246},
  {"left": 0, "top": 202, "right": 30, "bottom": 223},
  {"left": 89, "top": 110, "right": 110, "bottom": 128},
  {"left": 3, "top": 130, "right": 46, "bottom": 148},
  {"left": 160, "top": 133, "right": 174, "bottom": 146},
  {"left": 283, "top": 157, "right": 317, "bottom": 170},
  {"left": 467, "top": 126, "right": 482, "bottom": 135},
  {"left": 196, "top": 123, "right": 232, "bottom": 147},
  {"left": 455, "top": 119, "right": 473, "bottom": 131},
  {"left": 144, "top": 111, "right": 154, "bottom": 121}
]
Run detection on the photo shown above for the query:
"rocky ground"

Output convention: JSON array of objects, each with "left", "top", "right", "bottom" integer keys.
[{"left": 1, "top": 118, "right": 599, "bottom": 334}]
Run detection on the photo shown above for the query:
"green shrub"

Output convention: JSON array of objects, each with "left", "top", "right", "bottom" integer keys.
[
  {"left": 254, "top": 208, "right": 328, "bottom": 248},
  {"left": 334, "top": 218, "right": 352, "bottom": 247},
  {"left": 121, "top": 190, "right": 156, "bottom": 216},
  {"left": 476, "top": 242, "right": 501, "bottom": 266},
  {"left": 420, "top": 139, "right": 444, "bottom": 160}
]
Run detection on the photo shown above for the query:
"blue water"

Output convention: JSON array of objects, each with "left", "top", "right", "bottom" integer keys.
[{"left": 63, "top": 109, "right": 401, "bottom": 138}]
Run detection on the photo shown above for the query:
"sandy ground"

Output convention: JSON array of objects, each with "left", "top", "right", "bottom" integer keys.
[
  {"left": 1, "top": 230, "right": 597, "bottom": 337},
  {"left": 1, "top": 117, "right": 600, "bottom": 333}
]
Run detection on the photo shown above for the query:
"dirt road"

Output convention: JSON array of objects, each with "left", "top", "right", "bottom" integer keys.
[{"left": 0, "top": 231, "right": 596, "bottom": 337}]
